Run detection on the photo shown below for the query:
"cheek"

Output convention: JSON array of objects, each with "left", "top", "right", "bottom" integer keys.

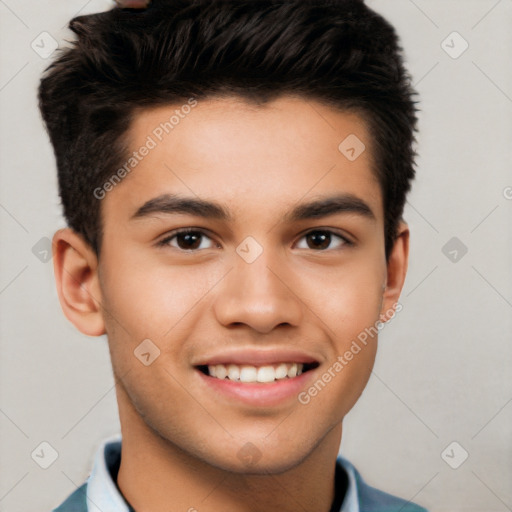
[
  {"left": 298, "top": 258, "right": 385, "bottom": 344},
  {"left": 101, "top": 256, "right": 207, "bottom": 325},
  {"left": 296, "top": 265, "right": 383, "bottom": 422}
]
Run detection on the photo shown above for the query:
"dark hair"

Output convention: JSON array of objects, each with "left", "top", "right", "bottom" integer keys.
[{"left": 38, "top": 0, "right": 418, "bottom": 259}]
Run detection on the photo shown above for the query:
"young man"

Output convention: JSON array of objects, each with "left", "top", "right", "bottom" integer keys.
[{"left": 39, "top": 0, "right": 427, "bottom": 510}]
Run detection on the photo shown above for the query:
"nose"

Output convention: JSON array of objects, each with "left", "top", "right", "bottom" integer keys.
[{"left": 212, "top": 248, "right": 304, "bottom": 334}]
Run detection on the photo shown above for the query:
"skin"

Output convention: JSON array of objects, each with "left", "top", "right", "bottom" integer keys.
[{"left": 53, "top": 95, "right": 409, "bottom": 512}]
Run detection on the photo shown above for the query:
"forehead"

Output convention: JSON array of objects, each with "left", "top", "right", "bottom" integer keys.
[{"left": 102, "top": 95, "right": 382, "bottom": 223}]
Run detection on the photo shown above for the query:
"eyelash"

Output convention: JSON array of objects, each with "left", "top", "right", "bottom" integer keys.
[{"left": 156, "top": 227, "right": 354, "bottom": 252}]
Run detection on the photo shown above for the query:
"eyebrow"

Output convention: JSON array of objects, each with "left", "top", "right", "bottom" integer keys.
[
  {"left": 132, "top": 194, "right": 232, "bottom": 221},
  {"left": 131, "top": 193, "right": 375, "bottom": 222}
]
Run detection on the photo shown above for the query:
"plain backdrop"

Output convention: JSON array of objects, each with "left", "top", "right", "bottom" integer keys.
[{"left": 1, "top": 1, "right": 511, "bottom": 511}]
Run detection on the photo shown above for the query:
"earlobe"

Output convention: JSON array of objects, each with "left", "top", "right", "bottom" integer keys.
[
  {"left": 52, "top": 228, "right": 106, "bottom": 337},
  {"left": 380, "top": 221, "right": 409, "bottom": 322}
]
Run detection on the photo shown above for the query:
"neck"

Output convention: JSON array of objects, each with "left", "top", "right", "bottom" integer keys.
[{"left": 115, "top": 384, "right": 343, "bottom": 512}]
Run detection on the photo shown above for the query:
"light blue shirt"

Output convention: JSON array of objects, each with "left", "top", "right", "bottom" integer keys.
[{"left": 52, "top": 435, "right": 428, "bottom": 512}]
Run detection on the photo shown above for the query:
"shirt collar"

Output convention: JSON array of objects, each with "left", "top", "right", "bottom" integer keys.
[
  {"left": 337, "top": 456, "right": 360, "bottom": 512},
  {"left": 86, "top": 437, "right": 359, "bottom": 512},
  {"left": 85, "top": 435, "right": 131, "bottom": 512}
]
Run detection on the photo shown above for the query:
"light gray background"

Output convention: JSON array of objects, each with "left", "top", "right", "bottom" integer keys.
[{"left": 1, "top": 1, "right": 511, "bottom": 511}]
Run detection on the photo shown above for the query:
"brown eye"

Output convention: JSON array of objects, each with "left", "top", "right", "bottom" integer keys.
[
  {"left": 309, "top": 232, "right": 330, "bottom": 250},
  {"left": 175, "top": 232, "right": 203, "bottom": 250},
  {"left": 158, "top": 229, "right": 216, "bottom": 251},
  {"left": 296, "top": 230, "right": 350, "bottom": 251}
]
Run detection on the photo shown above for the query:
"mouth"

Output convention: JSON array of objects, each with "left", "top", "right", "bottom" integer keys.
[
  {"left": 196, "top": 362, "right": 320, "bottom": 384},
  {"left": 193, "top": 349, "right": 321, "bottom": 406}
]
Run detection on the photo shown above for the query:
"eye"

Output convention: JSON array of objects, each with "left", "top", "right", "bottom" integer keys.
[
  {"left": 157, "top": 228, "right": 217, "bottom": 251},
  {"left": 295, "top": 229, "right": 352, "bottom": 251}
]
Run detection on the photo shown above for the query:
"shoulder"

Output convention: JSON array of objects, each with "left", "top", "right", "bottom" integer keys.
[
  {"left": 337, "top": 456, "right": 429, "bottom": 512},
  {"left": 51, "top": 483, "right": 88, "bottom": 512}
]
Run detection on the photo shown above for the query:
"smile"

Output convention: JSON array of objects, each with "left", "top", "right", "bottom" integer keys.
[
  {"left": 194, "top": 350, "right": 320, "bottom": 405},
  {"left": 200, "top": 362, "right": 321, "bottom": 383},
  {"left": 197, "top": 362, "right": 319, "bottom": 384}
]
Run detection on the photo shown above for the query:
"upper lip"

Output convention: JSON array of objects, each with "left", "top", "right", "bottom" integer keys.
[{"left": 194, "top": 348, "right": 320, "bottom": 367}]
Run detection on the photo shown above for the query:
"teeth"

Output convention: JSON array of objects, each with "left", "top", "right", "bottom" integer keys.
[
  {"left": 240, "top": 365, "right": 258, "bottom": 383},
  {"left": 206, "top": 363, "right": 305, "bottom": 382},
  {"left": 227, "top": 364, "right": 240, "bottom": 381},
  {"left": 257, "top": 366, "right": 275, "bottom": 383},
  {"left": 275, "top": 363, "right": 288, "bottom": 379},
  {"left": 215, "top": 364, "right": 228, "bottom": 380}
]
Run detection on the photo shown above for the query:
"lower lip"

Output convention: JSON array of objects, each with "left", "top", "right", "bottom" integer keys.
[{"left": 196, "top": 369, "right": 315, "bottom": 407}]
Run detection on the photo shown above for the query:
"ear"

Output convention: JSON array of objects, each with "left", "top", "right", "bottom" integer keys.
[
  {"left": 52, "top": 228, "right": 106, "bottom": 336},
  {"left": 380, "top": 221, "right": 409, "bottom": 322}
]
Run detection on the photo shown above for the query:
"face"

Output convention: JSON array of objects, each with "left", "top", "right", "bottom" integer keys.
[{"left": 66, "top": 96, "right": 406, "bottom": 474}]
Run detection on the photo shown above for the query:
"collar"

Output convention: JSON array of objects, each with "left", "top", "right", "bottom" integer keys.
[{"left": 85, "top": 436, "right": 359, "bottom": 512}]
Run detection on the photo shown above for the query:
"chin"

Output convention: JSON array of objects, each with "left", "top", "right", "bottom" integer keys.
[
  {"left": 205, "top": 449, "right": 311, "bottom": 476},
  {"left": 190, "top": 432, "right": 324, "bottom": 477}
]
